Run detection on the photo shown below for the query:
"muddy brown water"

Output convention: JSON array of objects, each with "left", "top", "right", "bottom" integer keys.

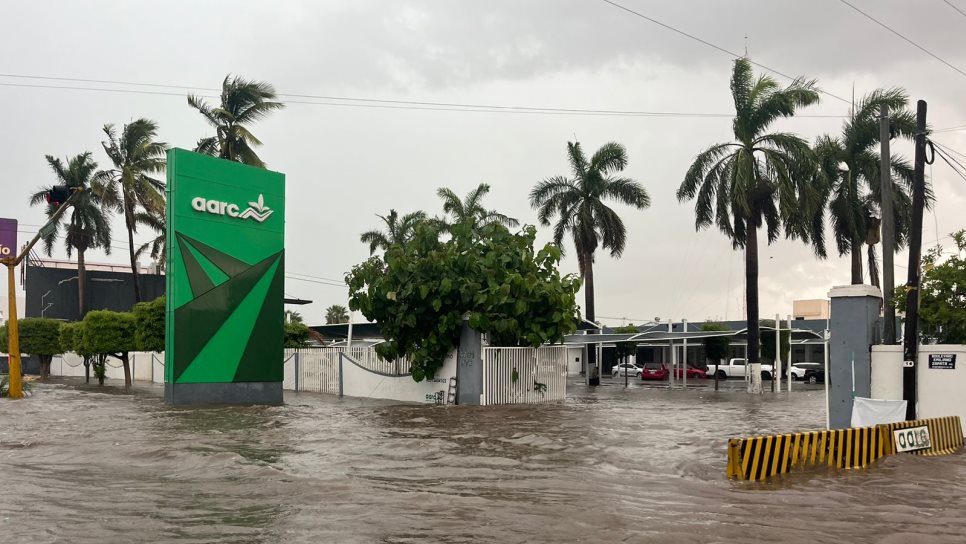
[{"left": 1, "top": 378, "right": 964, "bottom": 544}]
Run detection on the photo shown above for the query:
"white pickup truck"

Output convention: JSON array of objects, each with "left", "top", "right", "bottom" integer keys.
[{"left": 706, "top": 358, "right": 774, "bottom": 380}]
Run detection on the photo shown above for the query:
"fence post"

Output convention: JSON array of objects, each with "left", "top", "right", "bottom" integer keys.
[
  {"left": 294, "top": 351, "right": 300, "bottom": 392},
  {"left": 338, "top": 353, "right": 344, "bottom": 398}
]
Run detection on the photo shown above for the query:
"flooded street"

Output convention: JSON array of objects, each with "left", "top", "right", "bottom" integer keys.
[{"left": 2, "top": 379, "right": 965, "bottom": 544}]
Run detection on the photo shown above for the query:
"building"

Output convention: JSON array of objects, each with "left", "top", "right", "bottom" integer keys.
[{"left": 793, "top": 299, "right": 830, "bottom": 320}]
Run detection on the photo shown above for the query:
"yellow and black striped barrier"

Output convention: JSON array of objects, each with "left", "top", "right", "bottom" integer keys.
[{"left": 727, "top": 416, "right": 963, "bottom": 481}]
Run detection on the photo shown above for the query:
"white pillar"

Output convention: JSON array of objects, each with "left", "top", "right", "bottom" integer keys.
[
  {"left": 787, "top": 314, "right": 793, "bottom": 392},
  {"left": 668, "top": 319, "right": 675, "bottom": 389},
  {"left": 824, "top": 329, "right": 831, "bottom": 430},
  {"left": 346, "top": 297, "right": 354, "bottom": 352},
  {"left": 682, "top": 319, "right": 688, "bottom": 389},
  {"left": 775, "top": 313, "right": 781, "bottom": 393}
]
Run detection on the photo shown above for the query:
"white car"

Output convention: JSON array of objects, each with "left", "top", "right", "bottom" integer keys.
[
  {"left": 612, "top": 363, "right": 642, "bottom": 377},
  {"left": 789, "top": 362, "right": 822, "bottom": 380}
]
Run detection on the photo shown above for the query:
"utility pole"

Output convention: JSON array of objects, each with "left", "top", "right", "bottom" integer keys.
[
  {"left": 901, "top": 100, "right": 927, "bottom": 420},
  {"left": 881, "top": 104, "right": 896, "bottom": 344}
]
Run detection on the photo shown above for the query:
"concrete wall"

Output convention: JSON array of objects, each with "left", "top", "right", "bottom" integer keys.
[
  {"left": 828, "top": 285, "right": 881, "bottom": 429},
  {"left": 870, "top": 345, "right": 903, "bottom": 400},
  {"left": 566, "top": 347, "right": 583, "bottom": 376},
  {"left": 342, "top": 350, "right": 457, "bottom": 404},
  {"left": 870, "top": 344, "right": 966, "bottom": 434},
  {"left": 51, "top": 351, "right": 165, "bottom": 383},
  {"left": 917, "top": 345, "right": 966, "bottom": 433}
]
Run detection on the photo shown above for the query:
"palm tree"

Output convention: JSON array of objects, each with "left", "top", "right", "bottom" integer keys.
[
  {"left": 360, "top": 209, "right": 427, "bottom": 255},
  {"left": 530, "top": 141, "right": 650, "bottom": 380},
  {"left": 187, "top": 75, "right": 285, "bottom": 168},
  {"left": 101, "top": 118, "right": 168, "bottom": 302},
  {"left": 676, "top": 58, "right": 823, "bottom": 392},
  {"left": 29, "top": 153, "right": 116, "bottom": 316},
  {"left": 134, "top": 210, "right": 166, "bottom": 271},
  {"left": 285, "top": 310, "right": 304, "bottom": 324},
  {"left": 813, "top": 88, "right": 916, "bottom": 285},
  {"left": 326, "top": 305, "right": 349, "bottom": 324},
  {"left": 435, "top": 183, "right": 518, "bottom": 233}
]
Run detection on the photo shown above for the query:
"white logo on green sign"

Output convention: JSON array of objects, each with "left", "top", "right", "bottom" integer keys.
[{"left": 191, "top": 193, "right": 273, "bottom": 223}]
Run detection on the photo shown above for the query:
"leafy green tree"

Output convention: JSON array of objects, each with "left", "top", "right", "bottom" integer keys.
[
  {"left": 325, "top": 304, "right": 349, "bottom": 324},
  {"left": 0, "top": 324, "right": 6, "bottom": 354},
  {"left": 284, "top": 321, "right": 310, "bottom": 348},
  {"left": 82, "top": 310, "right": 137, "bottom": 387},
  {"left": 29, "top": 153, "right": 115, "bottom": 316},
  {"left": 530, "top": 140, "right": 650, "bottom": 378},
  {"left": 60, "top": 321, "right": 94, "bottom": 384},
  {"left": 188, "top": 75, "right": 285, "bottom": 168},
  {"left": 134, "top": 296, "right": 165, "bottom": 352},
  {"left": 360, "top": 209, "right": 428, "bottom": 255},
  {"left": 101, "top": 119, "right": 168, "bottom": 302},
  {"left": 813, "top": 88, "right": 917, "bottom": 285},
  {"left": 894, "top": 230, "right": 966, "bottom": 343},
  {"left": 347, "top": 222, "right": 581, "bottom": 381},
  {"left": 677, "top": 59, "right": 822, "bottom": 388},
  {"left": 434, "top": 183, "right": 518, "bottom": 233},
  {"left": 16, "top": 318, "right": 63, "bottom": 381},
  {"left": 614, "top": 324, "right": 640, "bottom": 387}
]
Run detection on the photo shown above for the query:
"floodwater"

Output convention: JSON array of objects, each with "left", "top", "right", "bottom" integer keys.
[{"left": 1, "top": 378, "right": 965, "bottom": 544}]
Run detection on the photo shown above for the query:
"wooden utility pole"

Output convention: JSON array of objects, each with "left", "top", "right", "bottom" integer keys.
[
  {"left": 881, "top": 104, "right": 896, "bottom": 344},
  {"left": 901, "top": 100, "right": 927, "bottom": 420}
]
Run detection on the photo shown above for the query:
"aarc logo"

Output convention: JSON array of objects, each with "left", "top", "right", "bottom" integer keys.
[{"left": 191, "top": 194, "right": 273, "bottom": 223}]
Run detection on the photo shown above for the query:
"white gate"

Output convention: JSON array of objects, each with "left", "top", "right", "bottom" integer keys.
[{"left": 481, "top": 346, "right": 567, "bottom": 405}]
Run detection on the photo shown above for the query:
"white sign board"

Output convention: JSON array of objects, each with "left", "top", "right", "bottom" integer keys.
[{"left": 893, "top": 425, "right": 931, "bottom": 453}]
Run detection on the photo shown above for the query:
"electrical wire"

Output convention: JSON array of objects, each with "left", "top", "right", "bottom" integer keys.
[
  {"left": 599, "top": 0, "right": 851, "bottom": 104},
  {"left": 839, "top": 0, "right": 966, "bottom": 79},
  {"left": 0, "top": 78, "right": 848, "bottom": 119},
  {"left": 943, "top": 0, "right": 966, "bottom": 19}
]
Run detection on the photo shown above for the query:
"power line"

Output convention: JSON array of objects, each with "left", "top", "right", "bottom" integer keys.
[
  {"left": 944, "top": 0, "right": 966, "bottom": 19},
  {"left": 0, "top": 77, "right": 848, "bottom": 119},
  {"left": 286, "top": 270, "right": 346, "bottom": 284},
  {"left": 934, "top": 124, "right": 966, "bottom": 133},
  {"left": 598, "top": 0, "right": 851, "bottom": 104},
  {"left": 284, "top": 275, "right": 345, "bottom": 288},
  {"left": 838, "top": 0, "right": 966, "bottom": 80}
]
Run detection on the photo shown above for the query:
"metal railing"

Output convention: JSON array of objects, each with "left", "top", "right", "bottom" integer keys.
[
  {"left": 283, "top": 347, "right": 411, "bottom": 394},
  {"left": 481, "top": 346, "right": 568, "bottom": 405}
]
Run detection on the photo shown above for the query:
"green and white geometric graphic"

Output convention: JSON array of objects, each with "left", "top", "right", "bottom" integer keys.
[{"left": 165, "top": 149, "right": 285, "bottom": 385}]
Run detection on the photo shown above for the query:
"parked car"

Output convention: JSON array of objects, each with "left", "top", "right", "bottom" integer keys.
[
  {"left": 612, "top": 362, "right": 642, "bottom": 377},
  {"left": 672, "top": 366, "right": 707, "bottom": 379},
  {"left": 640, "top": 362, "right": 669, "bottom": 380},
  {"left": 804, "top": 368, "right": 826, "bottom": 384},
  {"left": 789, "top": 362, "right": 822, "bottom": 380},
  {"left": 706, "top": 358, "right": 775, "bottom": 380}
]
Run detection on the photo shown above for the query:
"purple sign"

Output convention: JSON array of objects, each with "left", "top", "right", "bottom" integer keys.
[{"left": 0, "top": 218, "right": 17, "bottom": 260}]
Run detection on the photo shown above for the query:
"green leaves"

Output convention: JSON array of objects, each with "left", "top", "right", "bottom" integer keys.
[
  {"left": 346, "top": 223, "right": 580, "bottom": 382},
  {"left": 134, "top": 296, "right": 165, "bottom": 352}
]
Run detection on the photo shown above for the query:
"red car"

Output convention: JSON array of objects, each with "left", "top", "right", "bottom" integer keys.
[
  {"left": 672, "top": 366, "right": 707, "bottom": 379},
  {"left": 640, "top": 362, "right": 669, "bottom": 380}
]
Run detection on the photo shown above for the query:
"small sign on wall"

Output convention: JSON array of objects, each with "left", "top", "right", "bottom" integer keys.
[
  {"left": 893, "top": 425, "right": 931, "bottom": 452},
  {"left": 928, "top": 354, "right": 957, "bottom": 370}
]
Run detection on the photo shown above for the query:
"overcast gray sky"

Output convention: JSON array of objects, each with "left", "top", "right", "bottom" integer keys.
[{"left": 2, "top": 0, "right": 965, "bottom": 326}]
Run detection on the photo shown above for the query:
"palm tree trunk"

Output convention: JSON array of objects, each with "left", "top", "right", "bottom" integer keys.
[
  {"left": 746, "top": 225, "right": 761, "bottom": 393},
  {"left": 125, "top": 204, "right": 142, "bottom": 303},
  {"left": 77, "top": 247, "right": 86, "bottom": 317},
  {"left": 867, "top": 243, "right": 880, "bottom": 289},
  {"left": 850, "top": 243, "right": 864, "bottom": 284},
  {"left": 582, "top": 251, "right": 598, "bottom": 386}
]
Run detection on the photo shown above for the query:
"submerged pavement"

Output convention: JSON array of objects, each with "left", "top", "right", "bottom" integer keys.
[{"left": 1, "top": 378, "right": 964, "bottom": 543}]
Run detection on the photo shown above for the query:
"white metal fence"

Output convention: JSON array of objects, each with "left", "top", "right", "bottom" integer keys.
[
  {"left": 284, "top": 347, "right": 411, "bottom": 394},
  {"left": 481, "top": 346, "right": 568, "bottom": 405}
]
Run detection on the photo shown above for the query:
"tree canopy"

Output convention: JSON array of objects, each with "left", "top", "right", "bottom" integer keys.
[
  {"left": 895, "top": 230, "right": 966, "bottom": 343},
  {"left": 347, "top": 222, "right": 581, "bottom": 381},
  {"left": 134, "top": 296, "right": 166, "bottom": 352}
]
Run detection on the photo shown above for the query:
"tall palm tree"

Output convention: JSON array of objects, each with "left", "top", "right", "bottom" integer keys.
[
  {"left": 187, "top": 75, "right": 285, "bottom": 168},
  {"left": 360, "top": 209, "right": 427, "bottom": 255},
  {"left": 29, "top": 153, "right": 116, "bottom": 316},
  {"left": 677, "top": 58, "right": 823, "bottom": 391},
  {"left": 326, "top": 304, "right": 349, "bottom": 324},
  {"left": 530, "top": 141, "right": 650, "bottom": 380},
  {"left": 435, "top": 183, "right": 519, "bottom": 233},
  {"left": 101, "top": 118, "right": 168, "bottom": 302},
  {"left": 814, "top": 88, "right": 916, "bottom": 285},
  {"left": 134, "top": 209, "right": 166, "bottom": 271}
]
